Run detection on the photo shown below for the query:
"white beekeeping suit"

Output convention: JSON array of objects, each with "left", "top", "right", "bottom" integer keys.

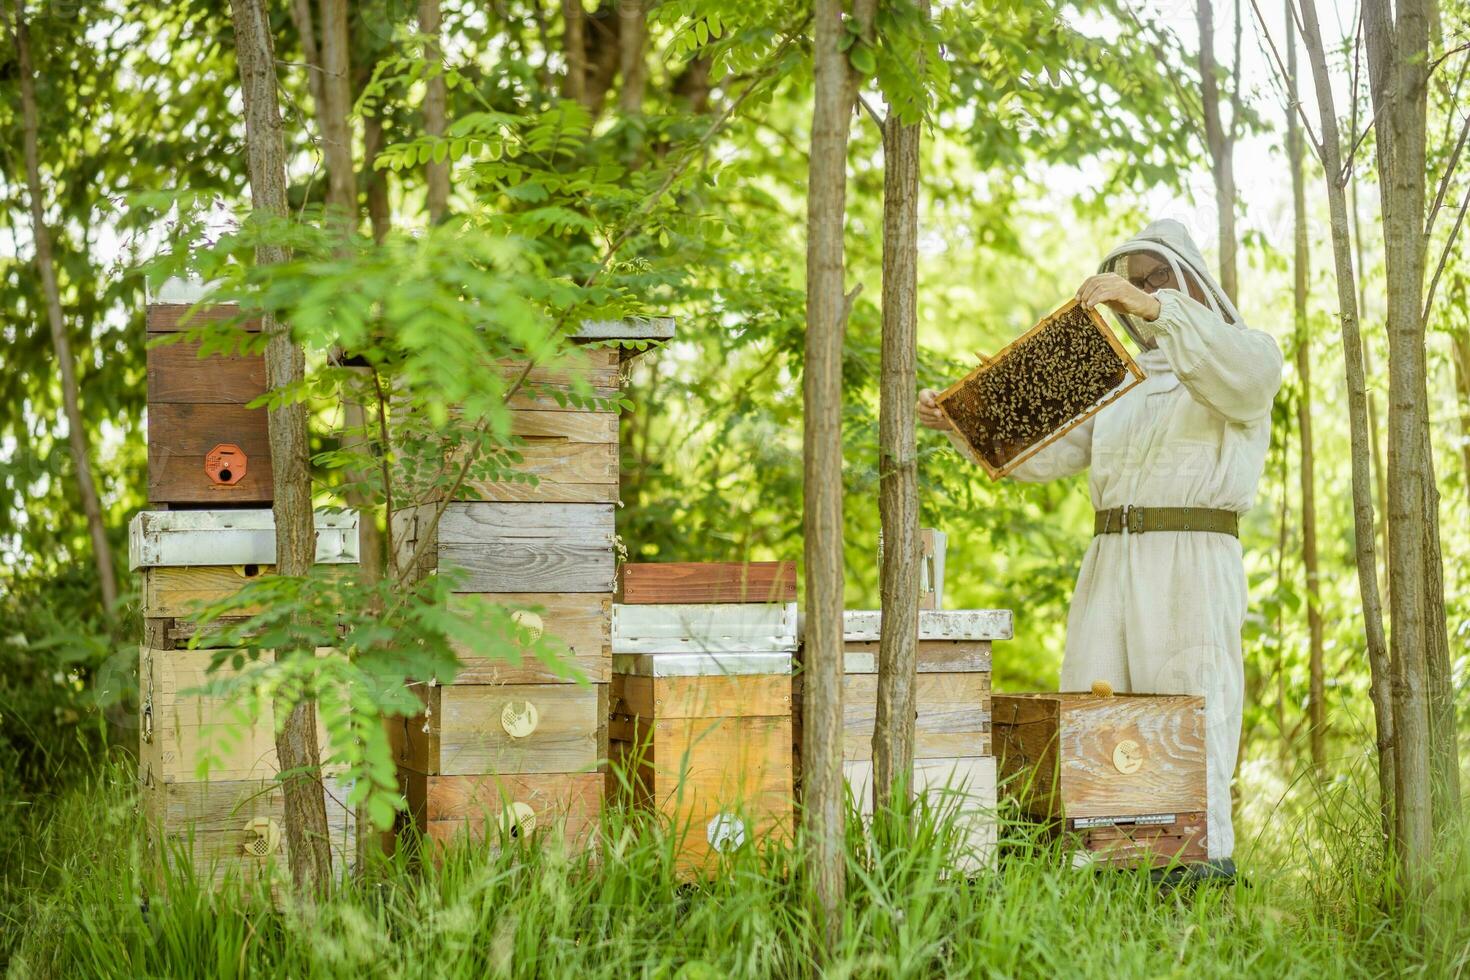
[{"left": 954, "top": 219, "right": 1282, "bottom": 861}]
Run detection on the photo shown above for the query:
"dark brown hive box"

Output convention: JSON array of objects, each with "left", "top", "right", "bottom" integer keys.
[
  {"left": 146, "top": 303, "right": 271, "bottom": 505},
  {"left": 938, "top": 300, "right": 1144, "bottom": 480}
]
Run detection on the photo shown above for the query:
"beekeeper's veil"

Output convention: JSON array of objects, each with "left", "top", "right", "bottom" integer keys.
[{"left": 1097, "top": 218, "right": 1244, "bottom": 348}]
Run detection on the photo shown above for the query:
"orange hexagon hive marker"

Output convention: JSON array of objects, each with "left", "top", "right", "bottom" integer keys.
[{"left": 204, "top": 444, "right": 248, "bottom": 487}]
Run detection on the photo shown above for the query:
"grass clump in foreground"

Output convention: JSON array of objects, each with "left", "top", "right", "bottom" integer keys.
[{"left": 3, "top": 757, "right": 1468, "bottom": 979}]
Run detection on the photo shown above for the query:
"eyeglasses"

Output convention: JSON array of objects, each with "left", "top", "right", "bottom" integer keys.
[{"left": 1128, "top": 266, "right": 1173, "bottom": 292}]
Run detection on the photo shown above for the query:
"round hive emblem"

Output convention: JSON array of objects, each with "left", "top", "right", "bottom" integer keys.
[
  {"left": 1112, "top": 738, "right": 1144, "bottom": 774},
  {"left": 706, "top": 813, "right": 747, "bottom": 853},
  {"left": 511, "top": 610, "right": 544, "bottom": 642},
  {"left": 500, "top": 801, "right": 537, "bottom": 840},
  {"left": 242, "top": 816, "right": 282, "bottom": 857},
  {"left": 501, "top": 700, "right": 540, "bottom": 738}
]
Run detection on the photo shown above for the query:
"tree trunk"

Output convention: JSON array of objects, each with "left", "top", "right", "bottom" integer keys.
[
  {"left": 616, "top": 0, "right": 646, "bottom": 115},
  {"left": 1196, "top": 0, "right": 1239, "bottom": 304},
  {"left": 1363, "top": 0, "right": 1442, "bottom": 890},
  {"left": 1351, "top": 180, "right": 1390, "bottom": 603},
  {"left": 419, "top": 0, "right": 449, "bottom": 222},
  {"left": 1285, "top": 10, "right": 1325, "bottom": 774},
  {"left": 804, "top": 0, "right": 863, "bottom": 947},
  {"left": 872, "top": 2, "right": 926, "bottom": 815},
  {"left": 230, "top": 0, "right": 333, "bottom": 893},
  {"left": 4, "top": 0, "right": 119, "bottom": 617},
  {"left": 561, "top": 0, "right": 586, "bottom": 105},
  {"left": 1451, "top": 330, "right": 1470, "bottom": 511},
  {"left": 1298, "top": 0, "right": 1395, "bottom": 851}
]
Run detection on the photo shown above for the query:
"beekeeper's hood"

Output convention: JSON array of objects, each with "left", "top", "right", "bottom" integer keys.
[{"left": 1097, "top": 218, "right": 1244, "bottom": 348}]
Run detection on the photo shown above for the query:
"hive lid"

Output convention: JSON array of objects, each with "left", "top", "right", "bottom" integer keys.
[
  {"left": 612, "top": 651, "right": 793, "bottom": 677},
  {"left": 129, "top": 509, "right": 360, "bottom": 569},
  {"left": 611, "top": 602, "right": 799, "bottom": 654},
  {"left": 831, "top": 609, "right": 1013, "bottom": 643},
  {"left": 570, "top": 317, "right": 676, "bottom": 341}
]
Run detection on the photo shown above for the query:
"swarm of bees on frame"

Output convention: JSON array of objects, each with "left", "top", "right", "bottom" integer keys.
[{"left": 944, "top": 304, "right": 1129, "bottom": 470}]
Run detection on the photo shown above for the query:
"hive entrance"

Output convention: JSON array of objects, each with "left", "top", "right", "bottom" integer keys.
[{"left": 938, "top": 300, "right": 1144, "bottom": 479}]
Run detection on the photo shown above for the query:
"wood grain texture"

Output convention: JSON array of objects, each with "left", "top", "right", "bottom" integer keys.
[
  {"left": 446, "top": 593, "right": 611, "bottom": 685},
  {"left": 142, "top": 564, "right": 274, "bottom": 618},
  {"left": 841, "top": 673, "right": 990, "bottom": 761},
  {"left": 841, "top": 640, "right": 991, "bottom": 674},
  {"left": 147, "top": 402, "right": 272, "bottom": 504},
  {"left": 618, "top": 562, "right": 798, "bottom": 604},
  {"left": 461, "top": 440, "right": 618, "bottom": 503},
  {"left": 146, "top": 304, "right": 263, "bottom": 332},
  {"left": 147, "top": 339, "right": 266, "bottom": 404},
  {"left": 618, "top": 674, "right": 792, "bottom": 720},
  {"left": 1065, "top": 811, "right": 1207, "bottom": 867},
  {"left": 399, "top": 502, "right": 616, "bottom": 593},
  {"left": 140, "top": 647, "right": 345, "bottom": 784},
  {"left": 505, "top": 384, "right": 622, "bottom": 413},
  {"left": 611, "top": 602, "right": 799, "bottom": 654},
  {"left": 993, "top": 693, "right": 1207, "bottom": 820},
  {"left": 498, "top": 347, "right": 620, "bottom": 388},
  {"left": 509, "top": 409, "right": 618, "bottom": 441},
  {"left": 405, "top": 683, "right": 603, "bottom": 776},
  {"left": 406, "top": 772, "right": 602, "bottom": 848}
]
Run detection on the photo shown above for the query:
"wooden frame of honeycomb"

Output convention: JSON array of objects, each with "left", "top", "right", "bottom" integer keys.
[{"left": 937, "top": 300, "right": 1145, "bottom": 480}]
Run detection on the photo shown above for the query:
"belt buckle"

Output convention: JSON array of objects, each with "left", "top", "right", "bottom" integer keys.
[{"left": 1125, "top": 505, "right": 1144, "bottom": 534}]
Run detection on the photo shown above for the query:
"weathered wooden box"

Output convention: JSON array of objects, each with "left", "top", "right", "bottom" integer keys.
[
  {"left": 446, "top": 592, "right": 612, "bottom": 685},
  {"left": 992, "top": 692, "right": 1207, "bottom": 867},
  {"left": 937, "top": 300, "right": 1144, "bottom": 479},
  {"left": 609, "top": 602, "right": 798, "bottom": 873},
  {"left": 392, "top": 501, "right": 616, "bottom": 593},
  {"left": 138, "top": 645, "right": 357, "bottom": 883},
  {"left": 130, "top": 509, "right": 359, "bottom": 647},
  {"left": 146, "top": 303, "right": 272, "bottom": 505},
  {"left": 617, "top": 561, "right": 798, "bottom": 605},
  {"left": 794, "top": 609, "right": 1009, "bottom": 870}
]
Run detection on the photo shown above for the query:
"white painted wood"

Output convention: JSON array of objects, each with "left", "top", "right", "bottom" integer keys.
[
  {"left": 129, "top": 509, "right": 360, "bottom": 569},
  {"left": 612, "top": 651, "right": 793, "bottom": 677},
  {"left": 571, "top": 317, "right": 676, "bottom": 340},
  {"left": 844, "top": 756, "right": 997, "bottom": 873},
  {"left": 611, "top": 602, "right": 799, "bottom": 654},
  {"left": 836, "top": 609, "right": 1013, "bottom": 643}
]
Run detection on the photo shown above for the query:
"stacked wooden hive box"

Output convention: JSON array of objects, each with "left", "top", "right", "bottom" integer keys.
[
  {"left": 389, "top": 320, "right": 673, "bottom": 849},
  {"left": 608, "top": 562, "right": 799, "bottom": 873},
  {"left": 993, "top": 692, "right": 1208, "bottom": 867},
  {"left": 792, "top": 536, "right": 1010, "bottom": 875},
  {"left": 136, "top": 296, "right": 359, "bottom": 883}
]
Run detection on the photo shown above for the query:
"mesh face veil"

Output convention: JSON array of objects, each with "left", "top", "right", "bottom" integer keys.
[{"left": 1097, "top": 220, "right": 1244, "bottom": 349}]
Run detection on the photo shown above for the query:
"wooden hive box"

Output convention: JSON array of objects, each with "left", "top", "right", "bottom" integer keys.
[
  {"left": 130, "top": 509, "right": 359, "bottom": 647},
  {"left": 937, "top": 300, "right": 1144, "bottom": 480},
  {"left": 617, "top": 561, "right": 798, "bottom": 605},
  {"left": 992, "top": 693, "right": 1207, "bottom": 867},
  {"left": 138, "top": 645, "right": 358, "bottom": 883},
  {"left": 609, "top": 602, "right": 798, "bottom": 874},
  {"left": 146, "top": 303, "right": 273, "bottom": 505},
  {"left": 794, "top": 609, "right": 1010, "bottom": 871}
]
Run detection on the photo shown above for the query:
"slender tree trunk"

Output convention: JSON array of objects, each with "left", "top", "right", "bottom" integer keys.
[
  {"left": 1451, "top": 331, "right": 1470, "bottom": 509},
  {"left": 1273, "top": 423, "right": 1290, "bottom": 763},
  {"left": 419, "top": 0, "right": 449, "bottom": 222},
  {"left": 562, "top": 0, "right": 586, "bottom": 105},
  {"left": 1197, "top": 0, "right": 1240, "bottom": 304},
  {"left": 230, "top": 0, "right": 333, "bottom": 893},
  {"left": 616, "top": 0, "right": 646, "bottom": 114},
  {"left": 804, "top": 0, "right": 869, "bottom": 947},
  {"left": 363, "top": 116, "right": 391, "bottom": 244},
  {"left": 1298, "top": 0, "right": 1395, "bottom": 850},
  {"left": 872, "top": 1, "right": 926, "bottom": 815},
  {"left": 1351, "top": 180, "right": 1391, "bottom": 602},
  {"left": 1285, "top": 11, "right": 1325, "bottom": 774},
  {"left": 1363, "top": 0, "right": 1442, "bottom": 890},
  {"left": 4, "top": 0, "right": 119, "bottom": 617}
]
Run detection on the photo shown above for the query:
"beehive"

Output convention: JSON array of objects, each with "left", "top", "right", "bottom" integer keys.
[
  {"left": 130, "top": 509, "right": 362, "bottom": 884},
  {"left": 794, "top": 609, "right": 1011, "bottom": 871},
  {"left": 146, "top": 302, "right": 271, "bottom": 505},
  {"left": 992, "top": 693, "right": 1207, "bottom": 867},
  {"left": 386, "top": 318, "right": 674, "bottom": 852},
  {"left": 938, "top": 300, "right": 1144, "bottom": 479},
  {"left": 609, "top": 601, "right": 798, "bottom": 874},
  {"left": 617, "top": 561, "right": 798, "bottom": 604}
]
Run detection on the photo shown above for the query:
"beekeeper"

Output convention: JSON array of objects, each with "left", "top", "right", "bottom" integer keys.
[{"left": 918, "top": 219, "right": 1282, "bottom": 876}]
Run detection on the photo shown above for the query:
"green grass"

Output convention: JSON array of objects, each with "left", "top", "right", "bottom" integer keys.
[{"left": 2, "top": 754, "right": 1467, "bottom": 979}]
